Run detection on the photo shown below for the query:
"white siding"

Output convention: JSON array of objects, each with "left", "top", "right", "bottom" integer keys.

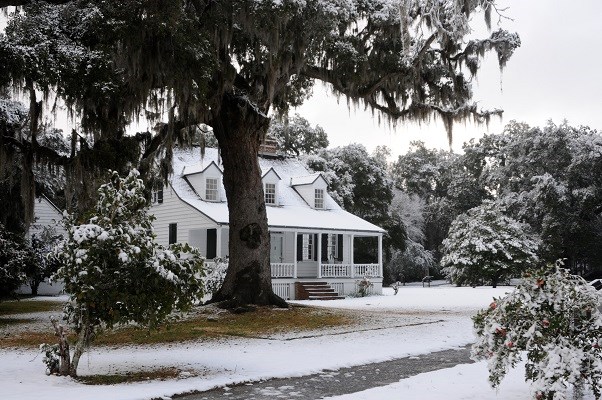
[
  {"left": 150, "top": 184, "right": 217, "bottom": 246},
  {"left": 29, "top": 197, "right": 66, "bottom": 239},
  {"left": 297, "top": 261, "right": 318, "bottom": 278},
  {"left": 220, "top": 228, "right": 229, "bottom": 256},
  {"left": 282, "top": 231, "right": 295, "bottom": 263}
]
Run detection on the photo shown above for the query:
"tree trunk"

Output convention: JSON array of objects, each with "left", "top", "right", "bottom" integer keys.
[
  {"left": 69, "top": 318, "right": 92, "bottom": 377},
  {"left": 50, "top": 317, "right": 71, "bottom": 376},
  {"left": 209, "top": 93, "right": 287, "bottom": 308},
  {"left": 30, "top": 281, "right": 39, "bottom": 296}
]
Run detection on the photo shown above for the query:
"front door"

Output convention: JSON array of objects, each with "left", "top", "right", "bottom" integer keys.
[{"left": 270, "top": 233, "right": 284, "bottom": 263}]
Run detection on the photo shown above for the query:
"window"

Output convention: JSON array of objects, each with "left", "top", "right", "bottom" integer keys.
[
  {"left": 152, "top": 189, "right": 163, "bottom": 204},
  {"left": 205, "top": 178, "right": 219, "bottom": 201},
  {"left": 265, "top": 183, "right": 276, "bottom": 205},
  {"left": 315, "top": 188, "right": 324, "bottom": 209},
  {"left": 168, "top": 223, "right": 177, "bottom": 244},
  {"left": 302, "top": 234, "right": 313, "bottom": 260},
  {"left": 327, "top": 234, "right": 338, "bottom": 260}
]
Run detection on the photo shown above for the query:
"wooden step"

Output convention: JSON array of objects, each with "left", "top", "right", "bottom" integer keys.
[{"left": 295, "top": 282, "right": 343, "bottom": 300}]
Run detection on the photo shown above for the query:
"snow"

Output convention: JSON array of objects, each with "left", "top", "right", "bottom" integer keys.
[{"left": 0, "top": 285, "right": 550, "bottom": 400}]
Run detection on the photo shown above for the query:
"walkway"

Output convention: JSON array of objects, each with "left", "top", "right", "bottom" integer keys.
[{"left": 176, "top": 346, "right": 472, "bottom": 400}]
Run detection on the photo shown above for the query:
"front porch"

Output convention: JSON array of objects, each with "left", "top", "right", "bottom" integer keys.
[{"left": 198, "top": 227, "right": 384, "bottom": 300}]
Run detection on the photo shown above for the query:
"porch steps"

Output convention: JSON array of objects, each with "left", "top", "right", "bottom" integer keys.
[{"left": 295, "top": 282, "right": 345, "bottom": 300}]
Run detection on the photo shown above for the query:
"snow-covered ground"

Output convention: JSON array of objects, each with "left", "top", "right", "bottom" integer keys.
[{"left": 2, "top": 285, "right": 578, "bottom": 400}]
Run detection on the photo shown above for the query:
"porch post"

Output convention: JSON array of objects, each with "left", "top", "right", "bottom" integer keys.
[
  {"left": 216, "top": 227, "right": 222, "bottom": 258},
  {"left": 293, "top": 231, "right": 298, "bottom": 278},
  {"left": 350, "top": 234, "right": 355, "bottom": 278},
  {"left": 317, "top": 232, "right": 322, "bottom": 278},
  {"left": 378, "top": 233, "right": 383, "bottom": 277}
]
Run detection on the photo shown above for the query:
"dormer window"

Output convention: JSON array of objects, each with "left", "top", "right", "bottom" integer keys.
[
  {"left": 315, "top": 188, "right": 324, "bottom": 209},
  {"left": 265, "top": 183, "right": 276, "bottom": 205},
  {"left": 206, "top": 178, "right": 219, "bottom": 201}
]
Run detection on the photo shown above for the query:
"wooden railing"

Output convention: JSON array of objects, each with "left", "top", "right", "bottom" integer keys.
[
  {"left": 321, "top": 263, "right": 380, "bottom": 278},
  {"left": 354, "top": 263, "right": 379, "bottom": 277},
  {"left": 271, "top": 263, "right": 295, "bottom": 278}
]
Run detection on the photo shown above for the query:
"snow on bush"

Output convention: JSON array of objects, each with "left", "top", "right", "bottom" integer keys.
[
  {"left": 0, "top": 223, "right": 27, "bottom": 299},
  {"left": 52, "top": 169, "right": 204, "bottom": 377},
  {"left": 203, "top": 257, "right": 228, "bottom": 297},
  {"left": 441, "top": 200, "right": 539, "bottom": 287},
  {"left": 472, "top": 263, "right": 602, "bottom": 399}
]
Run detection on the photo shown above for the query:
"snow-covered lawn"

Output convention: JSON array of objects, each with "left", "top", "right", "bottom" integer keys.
[{"left": 1, "top": 285, "right": 569, "bottom": 400}]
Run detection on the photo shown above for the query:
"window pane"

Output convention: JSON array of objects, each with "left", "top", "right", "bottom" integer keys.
[
  {"left": 206, "top": 178, "right": 218, "bottom": 201},
  {"left": 265, "top": 183, "right": 276, "bottom": 204},
  {"left": 315, "top": 188, "right": 324, "bottom": 208}
]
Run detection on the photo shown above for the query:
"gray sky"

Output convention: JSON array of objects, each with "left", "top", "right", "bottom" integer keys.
[{"left": 295, "top": 0, "right": 602, "bottom": 158}]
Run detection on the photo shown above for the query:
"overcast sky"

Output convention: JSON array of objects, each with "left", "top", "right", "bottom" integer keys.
[{"left": 295, "top": 0, "right": 602, "bottom": 158}]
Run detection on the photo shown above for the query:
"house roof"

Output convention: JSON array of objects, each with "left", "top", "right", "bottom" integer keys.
[
  {"left": 290, "top": 173, "right": 324, "bottom": 186},
  {"left": 169, "top": 147, "right": 385, "bottom": 234}
]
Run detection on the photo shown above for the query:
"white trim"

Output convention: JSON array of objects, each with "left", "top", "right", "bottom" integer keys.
[{"left": 317, "top": 232, "right": 322, "bottom": 279}]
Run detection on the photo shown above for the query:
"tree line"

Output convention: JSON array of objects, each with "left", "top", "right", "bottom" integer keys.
[{"left": 273, "top": 117, "right": 602, "bottom": 285}]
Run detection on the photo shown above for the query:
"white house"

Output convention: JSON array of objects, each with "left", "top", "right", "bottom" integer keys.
[
  {"left": 151, "top": 147, "right": 385, "bottom": 300},
  {"left": 18, "top": 195, "right": 66, "bottom": 295}
]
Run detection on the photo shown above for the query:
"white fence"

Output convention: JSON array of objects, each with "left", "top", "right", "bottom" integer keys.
[{"left": 272, "top": 282, "right": 291, "bottom": 300}]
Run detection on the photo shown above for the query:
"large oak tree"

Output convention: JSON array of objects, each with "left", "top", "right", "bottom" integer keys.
[{"left": 0, "top": 0, "right": 519, "bottom": 307}]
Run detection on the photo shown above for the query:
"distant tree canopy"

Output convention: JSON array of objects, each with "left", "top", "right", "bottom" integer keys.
[
  {"left": 393, "top": 122, "right": 602, "bottom": 280},
  {"left": 268, "top": 114, "right": 328, "bottom": 156},
  {"left": 1, "top": 0, "right": 520, "bottom": 306},
  {"left": 441, "top": 201, "right": 539, "bottom": 287}
]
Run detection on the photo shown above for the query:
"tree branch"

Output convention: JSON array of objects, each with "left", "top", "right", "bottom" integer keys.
[{"left": 0, "top": 0, "right": 70, "bottom": 7}]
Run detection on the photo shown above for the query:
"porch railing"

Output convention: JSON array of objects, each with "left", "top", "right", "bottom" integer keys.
[
  {"left": 321, "top": 263, "right": 380, "bottom": 278},
  {"left": 271, "top": 263, "right": 295, "bottom": 278},
  {"left": 321, "top": 264, "right": 351, "bottom": 278},
  {"left": 353, "top": 263, "right": 379, "bottom": 277}
]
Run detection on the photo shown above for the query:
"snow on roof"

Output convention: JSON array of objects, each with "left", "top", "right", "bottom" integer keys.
[
  {"left": 290, "top": 173, "right": 323, "bottom": 186},
  {"left": 170, "top": 147, "right": 384, "bottom": 233}
]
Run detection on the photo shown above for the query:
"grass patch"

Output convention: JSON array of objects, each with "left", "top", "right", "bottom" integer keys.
[
  {"left": 0, "top": 305, "right": 352, "bottom": 348},
  {"left": 77, "top": 367, "right": 184, "bottom": 385},
  {"left": 95, "top": 305, "right": 351, "bottom": 346},
  {"left": 0, "top": 299, "right": 63, "bottom": 316}
]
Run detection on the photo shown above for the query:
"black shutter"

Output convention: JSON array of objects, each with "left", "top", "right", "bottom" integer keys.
[
  {"left": 206, "top": 229, "right": 217, "bottom": 259},
  {"left": 168, "top": 223, "right": 177, "bottom": 244},
  {"left": 313, "top": 234, "right": 318, "bottom": 261},
  {"left": 157, "top": 189, "right": 163, "bottom": 204},
  {"left": 337, "top": 234, "right": 343, "bottom": 261},
  {"left": 321, "top": 234, "right": 328, "bottom": 261},
  {"left": 296, "top": 234, "right": 303, "bottom": 261}
]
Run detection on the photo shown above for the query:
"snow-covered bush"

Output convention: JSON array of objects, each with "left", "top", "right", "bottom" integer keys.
[
  {"left": 53, "top": 169, "right": 204, "bottom": 377},
  {"left": 24, "top": 227, "right": 62, "bottom": 296},
  {"left": 0, "top": 224, "right": 27, "bottom": 299},
  {"left": 441, "top": 201, "right": 539, "bottom": 287},
  {"left": 472, "top": 263, "right": 602, "bottom": 399},
  {"left": 356, "top": 276, "right": 373, "bottom": 297},
  {"left": 203, "top": 257, "right": 228, "bottom": 297}
]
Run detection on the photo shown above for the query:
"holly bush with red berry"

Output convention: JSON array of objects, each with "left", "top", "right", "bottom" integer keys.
[{"left": 472, "top": 262, "right": 602, "bottom": 399}]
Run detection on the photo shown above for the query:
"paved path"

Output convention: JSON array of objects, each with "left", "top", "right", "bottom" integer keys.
[{"left": 176, "top": 346, "right": 472, "bottom": 400}]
